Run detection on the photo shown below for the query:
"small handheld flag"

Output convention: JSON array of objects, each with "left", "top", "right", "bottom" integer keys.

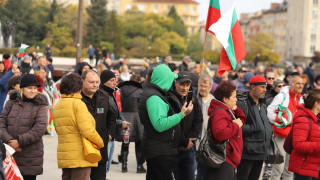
[{"left": 18, "top": 44, "right": 29, "bottom": 58}]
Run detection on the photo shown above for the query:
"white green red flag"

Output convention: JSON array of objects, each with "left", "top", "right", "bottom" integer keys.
[
  {"left": 206, "top": 0, "right": 246, "bottom": 76},
  {"left": 18, "top": 44, "right": 29, "bottom": 58}
]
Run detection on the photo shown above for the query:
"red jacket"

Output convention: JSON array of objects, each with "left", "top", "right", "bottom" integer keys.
[
  {"left": 288, "top": 105, "right": 320, "bottom": 178},
  {"left": 208, "top": 99, "right": 245, "bottom": 168}
]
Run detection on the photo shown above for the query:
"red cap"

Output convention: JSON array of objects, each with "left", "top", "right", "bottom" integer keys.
[{"left": 249, "top": 75, "right": 267, "bottom": 85}]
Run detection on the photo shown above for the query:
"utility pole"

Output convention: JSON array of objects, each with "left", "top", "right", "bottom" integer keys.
[{"left": 76, "top": 0, "right": 84, "bottom": 64}]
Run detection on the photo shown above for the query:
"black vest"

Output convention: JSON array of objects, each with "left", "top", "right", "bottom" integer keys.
[{"left": 139, "top": 83, "right": 181, "bottom": 159}]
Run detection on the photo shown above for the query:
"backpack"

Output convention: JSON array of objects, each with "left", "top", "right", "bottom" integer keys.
[
  {"left": 283, "top": 117, "right": 312, "bottom": 154},
  {"left": 236, "top": 90, "right": 249, "bottom": 116}
]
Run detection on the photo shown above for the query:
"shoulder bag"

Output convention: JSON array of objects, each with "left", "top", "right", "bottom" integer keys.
[{"left": 196, "top": 108, "right": 230, "bottom": 168}]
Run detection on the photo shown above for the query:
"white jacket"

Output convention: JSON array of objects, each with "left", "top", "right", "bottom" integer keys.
[{"left": 267, "top": 86, "right": 304, "bottom": 124}]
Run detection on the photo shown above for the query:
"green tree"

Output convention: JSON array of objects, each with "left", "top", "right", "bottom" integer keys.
[
  {"left": 104, "top": 11, "right": 124, "bottom": 57},
  {"left": 47, "top": 0, "right": 58, "bottom": 23},
  {"left": 167, "top": 6, "right": 187, "bottom": 38},
  {"left": 187, "top": 33, "right": 203, "bottom": 54},
  {"left": 246, "top": 32, "right": 280, "bottom": 63},
  {"left": 123, "top": 6, "right": 147, "bottom": 39},
  {"left": 86, "top": 0, "right": 107, "bottom": 46},
  {"left": 0, "top": 0, "right": 48, "bottom": 47},
  {"left": 156, "top": 31, "right": 186, "bottom": 55}
]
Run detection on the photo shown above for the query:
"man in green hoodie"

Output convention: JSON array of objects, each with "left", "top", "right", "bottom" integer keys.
[{"left": 139, "top": 64, "right": 194, "bottom": 180}]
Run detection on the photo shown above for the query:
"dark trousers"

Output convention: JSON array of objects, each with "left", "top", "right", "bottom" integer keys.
[
  {"left": 204, "top": 162, "right": 236, "bottom": 180},
  {"left": 22, "top": 175, "right": 37, "bottom": 180},
  {"left": 196, "top": 163, "right": 206, "bottom": 180},
  {"left": 295, "top": 173, "right": 320, "bottom": 180},
  {"left": 90, "top": 163, "right": 107, "bottom": 180},
  {"left": 121, "top": 141, "right": 145, "bottom": 165},
  {"left": 178, "top": 148, "right": 196, "bottom": 180},
  {"left": 236, "top": 159, "right": 263, "bottom": 180},
  {"left": 62, "top": 167, "right": 91, "bottom": 180},
  {"left": 146, "top": 155, "right": 179, "bottom": 180}
]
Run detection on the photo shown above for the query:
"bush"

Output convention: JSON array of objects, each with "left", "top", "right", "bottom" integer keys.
[
  {"left": 100, "top": 41, "right": 114, "bottom": 52},
  {"left": 0, "top": 48, "right": 18, "bottom": 55},
  {"left": 60, "top": 46, "right": 76, "bottom": 57}
]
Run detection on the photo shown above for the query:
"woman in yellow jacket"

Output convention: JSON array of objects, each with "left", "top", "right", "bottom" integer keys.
[{"left": 53, "top": 73, "right": 104, "bottom": 180}]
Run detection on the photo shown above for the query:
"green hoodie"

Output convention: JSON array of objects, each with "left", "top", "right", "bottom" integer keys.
[{"left": 146, "top": 64, "right": 184, "bottom": 132}]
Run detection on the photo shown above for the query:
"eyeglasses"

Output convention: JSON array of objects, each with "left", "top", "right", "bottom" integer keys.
[
  {"left": 267, "top": 78, "right": 275, "bottom": 80},
  {"left": 277, "top": 85, "right": 283, "bottom": 88}
]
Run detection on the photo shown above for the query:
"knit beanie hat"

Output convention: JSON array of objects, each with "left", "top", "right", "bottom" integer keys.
[
  {"left": 249, "top": 75, "right": 267, "bottom": 85},
  {"left": 20, "top": 74, "right": 40, "bottom": 88},
  {"left": 243, "top": 72, "right": 254, "bottom": 84},
  {"left": 100, "top": 70, "right": 116, "bottom": 84}
]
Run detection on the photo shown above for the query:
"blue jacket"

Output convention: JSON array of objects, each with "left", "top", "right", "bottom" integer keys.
[{"left": 0, "top": 71, "right": 13, "bottom": 112}]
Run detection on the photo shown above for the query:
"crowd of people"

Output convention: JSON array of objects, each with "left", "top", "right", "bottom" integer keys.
[{"left": 0, "top": 51, "right": 320, "bottom": 180}]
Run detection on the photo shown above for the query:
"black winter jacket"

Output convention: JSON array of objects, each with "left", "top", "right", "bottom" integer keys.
[
  {"left": 119, "top": 81, "right": 142, "bottom": 112},
  {"left": 237, "top": 95, "right": 273, "bottom": 160},
  {"left": 81, "top": 89, "right": 115, "bottom": 163},
  {"left": 139, "top": 83, "right": 181, "bottom": 159},
  {"left": 168, "top": 87, "right": 203, "bottom": 147}
]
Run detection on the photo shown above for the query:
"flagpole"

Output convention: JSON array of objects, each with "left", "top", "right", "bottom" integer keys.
[{"left": 200, "top": 31, "right": 208, "bottom": 76}]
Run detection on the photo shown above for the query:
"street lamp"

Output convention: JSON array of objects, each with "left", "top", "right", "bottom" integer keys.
[{"left": 76, "top": 0, "right": 84, "bottom": 64}]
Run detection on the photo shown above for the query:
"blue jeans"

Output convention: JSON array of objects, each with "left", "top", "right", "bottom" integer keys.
[
  {"left": 295, "top": 173, "right": 320, "bottom": 180},
  {"left": 106, "top": 140, "right": 115, "bottom": 172},
  {"left": 178, "top": 147, "right": 196, "bottom": 180}
]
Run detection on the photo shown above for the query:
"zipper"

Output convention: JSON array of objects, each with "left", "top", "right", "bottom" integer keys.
[{"left": 172, "top": 129, "right": 175, "bottom": 140}]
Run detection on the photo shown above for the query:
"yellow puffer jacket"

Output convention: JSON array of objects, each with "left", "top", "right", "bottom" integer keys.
[{"left": 53, "top": 93, "right": 104, "bottom": 168}]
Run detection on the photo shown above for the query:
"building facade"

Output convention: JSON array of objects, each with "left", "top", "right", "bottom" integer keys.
[
  {"left": 112, "top": 0, "right": 199, "bottom": 35},
  {"left": 240, "top": 2, "right": 288, "bottom": 61},
  {"left": 241, "top": 0, "right": 320, "bottom": 62},
  {"left": 286, "top": 0, "right": 320, "bottom": 62}
]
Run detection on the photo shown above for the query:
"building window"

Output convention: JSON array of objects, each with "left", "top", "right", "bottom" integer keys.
[
  {"left": 313, "top": 0, "right": 318, "bottom": 5},
  {"left": 125, "top": 4, "right": 132, "bottom": 11},
  {"left": 167, "top": 5, "right": 172, "bottom": 11},
  {"left": 191, "top": 17, "right": 196, "bottom": 22},
  {"left": 192, "top": 6, "right": 196, "bottom": 13},
  {"left": 154, "top": 5, "right": 158, "bottom": 13},
  {"left": 191, "top": 27, "right": 195, "bottom": 34},
  {"left": 184, "top": 16, "right": 188, "bottom": 22},
  {"left": 311, "top": 34, "right": 317, "bottom": 42},
  {"left": 313, "top": 10, "right": 318, "bottom": 19},
  {"left": 138, "top": 5, "right": 144, "bottom": 12},
  {"left": 310, "top": 45, "right": 316, "bottom": 53},
  {"left": 184, "top": 5, "right": 189, "bottom": 12}
]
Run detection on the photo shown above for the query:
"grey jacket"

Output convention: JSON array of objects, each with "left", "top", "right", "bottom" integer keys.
[{"left": 0, "top": 90, "right": 48, "bottom": 175}]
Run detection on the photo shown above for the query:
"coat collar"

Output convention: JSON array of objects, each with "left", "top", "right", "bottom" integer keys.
[{"left": 61, "top": 93, "right": 82, "bottom": 99}]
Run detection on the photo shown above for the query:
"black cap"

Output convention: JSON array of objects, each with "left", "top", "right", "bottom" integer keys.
[
  {"left": 100, "top": 70, "right": 116, "bottom": 84},
  {"left": 20, "top": 74, "right": 40, "bottom": 88},
  {"left": 176, "top": 71, "right": 192, "bottom": 83}
]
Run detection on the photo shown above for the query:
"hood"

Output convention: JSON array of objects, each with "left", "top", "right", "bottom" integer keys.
[
  {"left": 294, "top": 104, "right": 318, "bottom": 123},
  {"left": 208, "top": 99, "right": 229, "bottom": 116},
  {"left": 9, "top": 89, "right": 48, "bottom": 106},
  {"left": 151, "top": 64, "right": 177, "bottom": 91},
  {"left": 78, "top": 62, "right": 92, "bottom": 75},
  {"left": 119, "top": 81, "right": 142, "bottom": 97}
]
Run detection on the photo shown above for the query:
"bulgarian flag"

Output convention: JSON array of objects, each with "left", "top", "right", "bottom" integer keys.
[
  {"left": 206, "top": 0, "right": 246, "bottom": 76},
  {"left": 18, "top": 44, "right": 29, "bottom": 58}
]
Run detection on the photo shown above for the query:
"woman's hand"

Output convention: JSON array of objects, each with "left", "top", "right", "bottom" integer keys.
[
  {"left": 233, "top": 118, "right": 243, "bottom": 128},
  {"left": 181, "top": 102, "right": 194, "bottom": 117},
  {"left": 8, "top": 139, "right": 21, "bottom": 152}
]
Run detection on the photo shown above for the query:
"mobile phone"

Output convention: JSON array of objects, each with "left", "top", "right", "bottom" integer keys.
[{"left": 186, "top": 91, "right": 193, "bottom": 107}]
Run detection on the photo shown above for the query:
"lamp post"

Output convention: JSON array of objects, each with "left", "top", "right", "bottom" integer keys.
[{"left": 76, "top": 0, "right": 84, "bottom": 64}]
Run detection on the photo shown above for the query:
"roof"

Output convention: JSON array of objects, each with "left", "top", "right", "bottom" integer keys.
[{"left": 134, "top": 0, "right": 198, "bottom": 4}]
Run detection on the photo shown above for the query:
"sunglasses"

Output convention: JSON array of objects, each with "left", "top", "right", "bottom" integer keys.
[
  {"left": 277, "top": 85, "right": 283, "bottom": 88},
  {"left": 268, "top": 78, "right": 275, "bottom": 80}
]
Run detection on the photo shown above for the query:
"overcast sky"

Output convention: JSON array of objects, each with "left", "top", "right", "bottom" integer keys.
[{"left": 198, "top": 0, "right": 284, "bottom": 21}]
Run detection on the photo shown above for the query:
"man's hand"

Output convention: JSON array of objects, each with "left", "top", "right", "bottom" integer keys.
[
  {"left": 186, "top": 139, "right": 194, "bottom": 150},
  {"left": 181, "top": 102, "right": 194, "bottom": 117},
  {"left": 122, "top": 121, "right": 131, "bottom": 130}
]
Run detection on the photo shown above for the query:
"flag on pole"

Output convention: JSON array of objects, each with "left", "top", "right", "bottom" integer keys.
[
  {"left": 18, "top": 44, "right": 29, "bottom": 58},
  {"left": 206, "top": 0, "right": 246, "bottom": 76}
]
